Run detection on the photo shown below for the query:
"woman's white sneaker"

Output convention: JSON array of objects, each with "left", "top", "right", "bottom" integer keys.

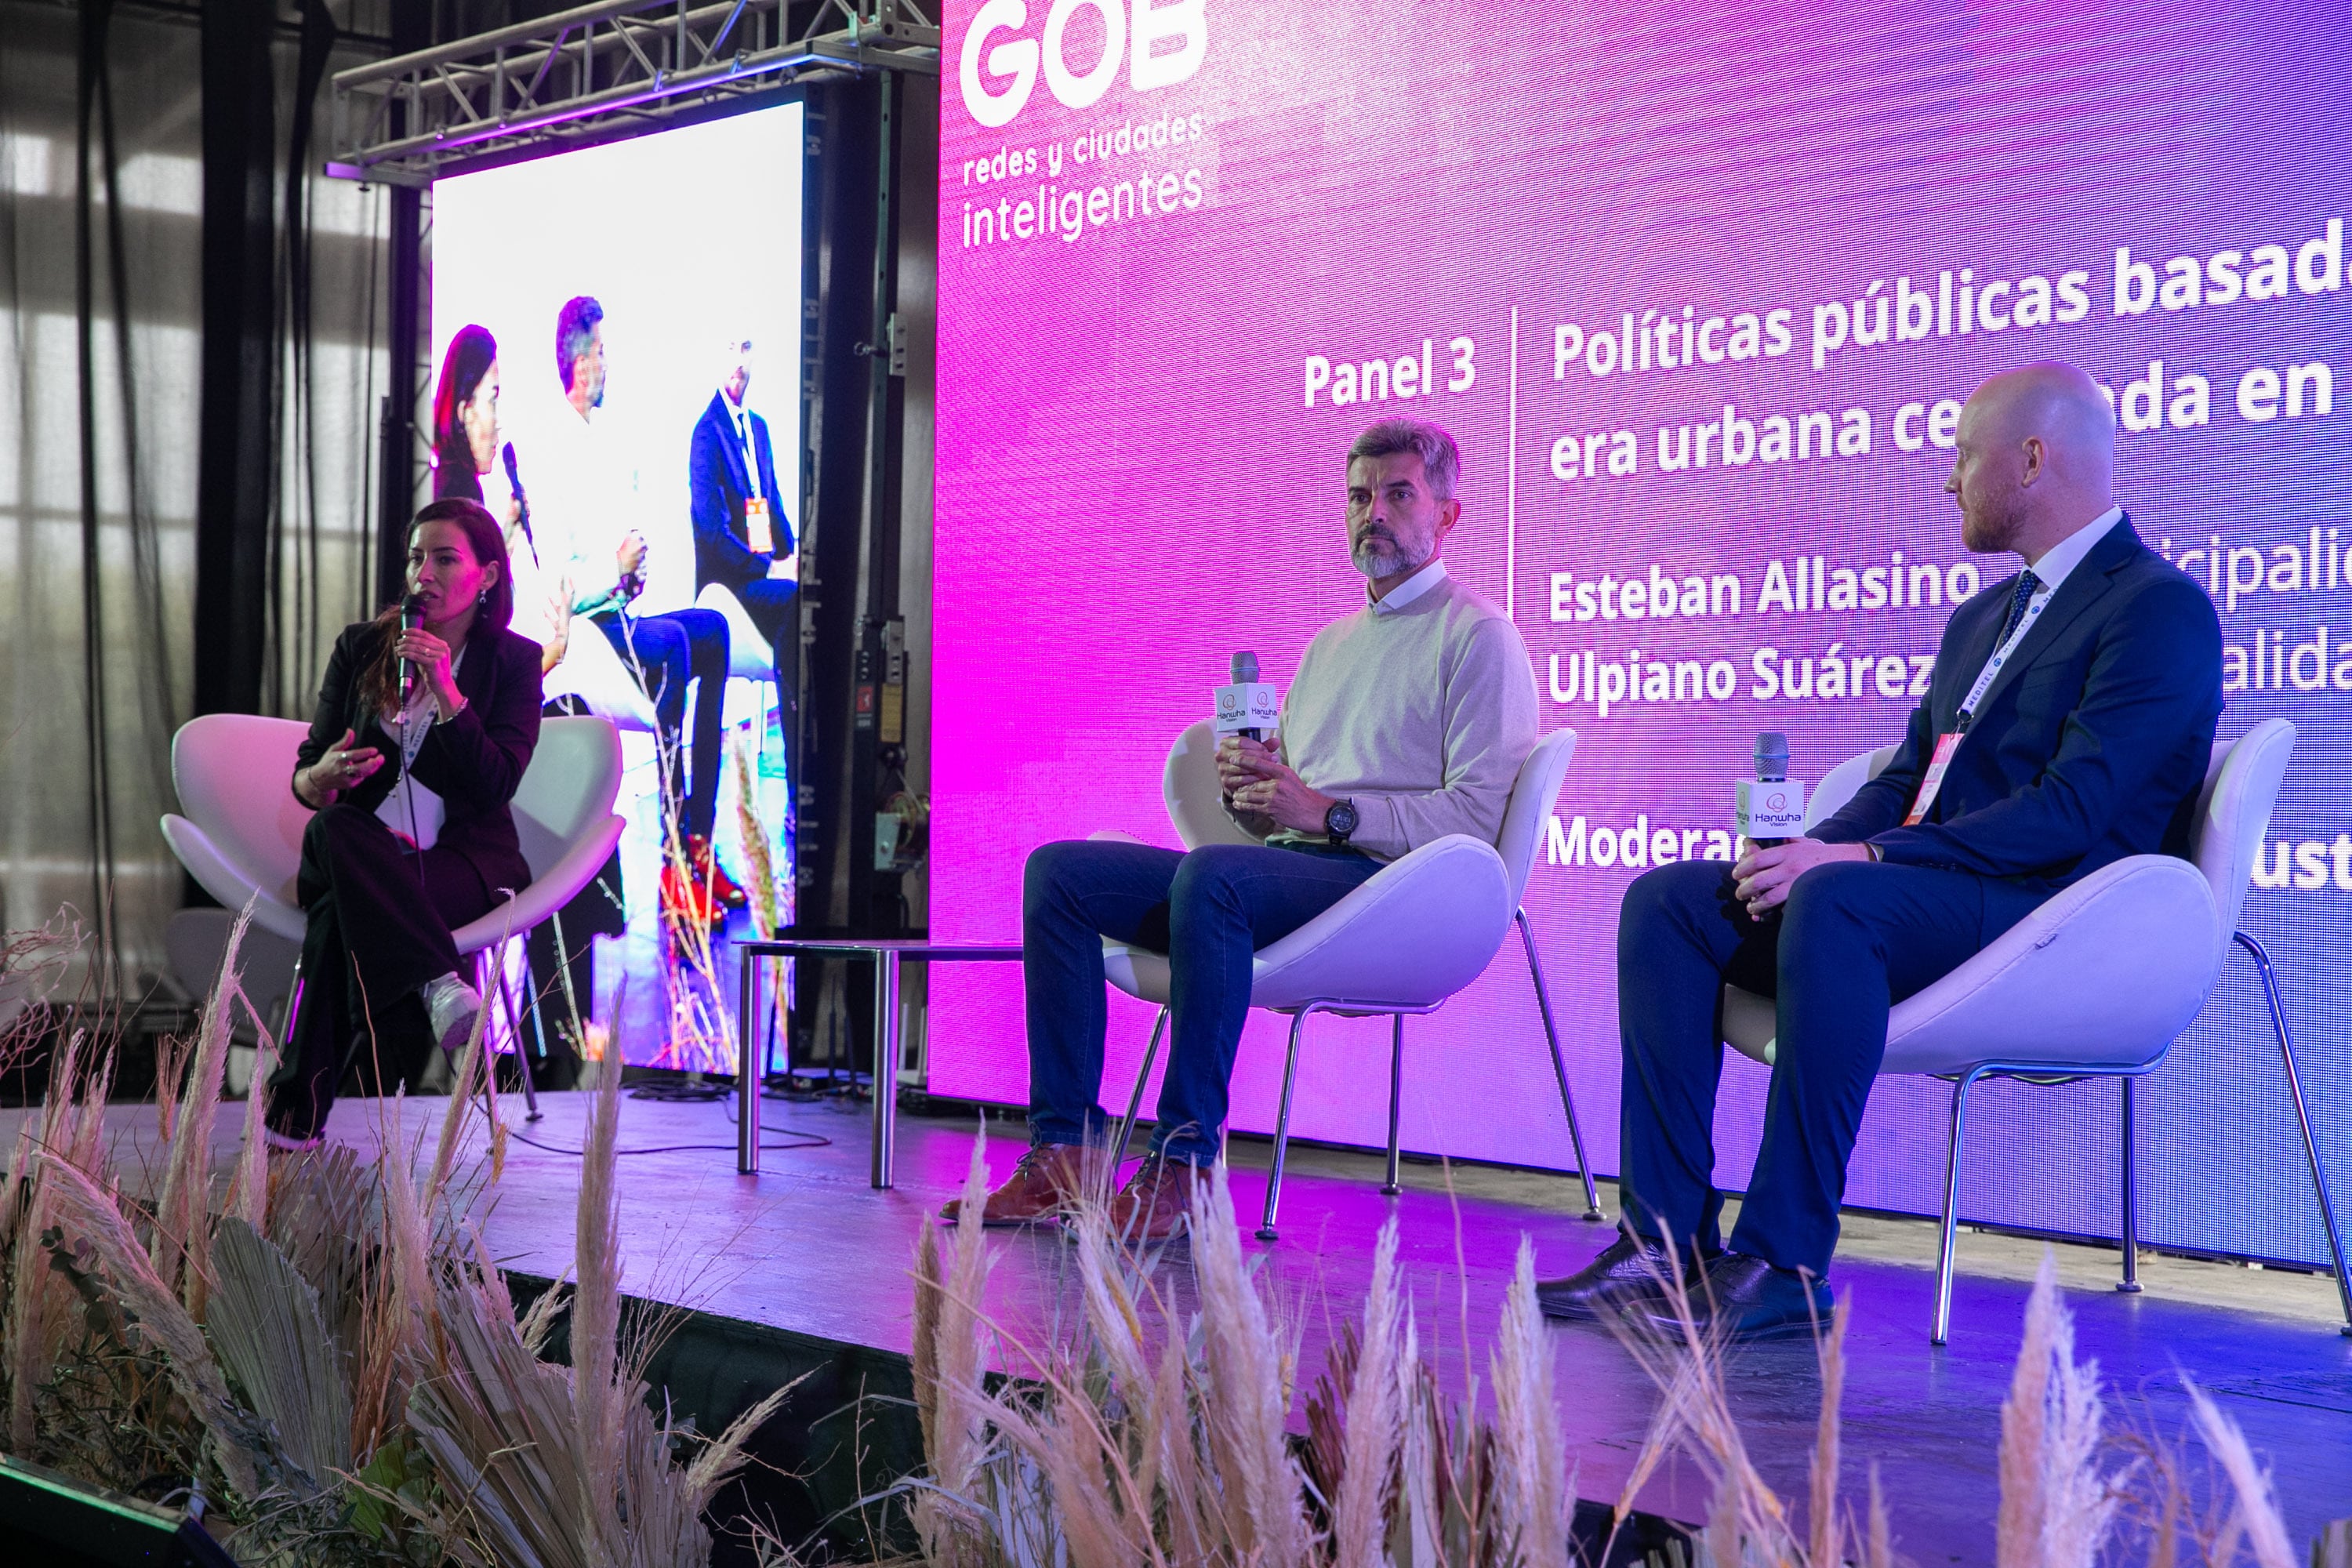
[{"left": 419, "top": 972, "right": 483, "bottom": 1065}]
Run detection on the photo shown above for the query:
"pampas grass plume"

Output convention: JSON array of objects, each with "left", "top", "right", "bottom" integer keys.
[
  {"left": 1331, "top": 1217, "right": 1403, "bottom": 1568},
  {"left": 1491, "top": 1235, "right": 1570, "bottom": 1568},
  {"left": 1189, "top": 1161, "right": 1312, "bottom": 1568},
  {"left": 2187, "top": 1380, "right": 2297, "bottom": 1568}
]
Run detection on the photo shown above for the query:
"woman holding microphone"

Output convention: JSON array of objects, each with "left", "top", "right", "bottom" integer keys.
[{"left": 267, "top": 498, "right": 543, "bottom": 1149}]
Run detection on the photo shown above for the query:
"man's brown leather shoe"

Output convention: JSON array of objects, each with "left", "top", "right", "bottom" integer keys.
[
  {"left": 939, "top": 1142, "right": 1090, "bottom": 1228},
  {"left": 1106, "top": 1152, "right": 1206, "bottom": 1243}
]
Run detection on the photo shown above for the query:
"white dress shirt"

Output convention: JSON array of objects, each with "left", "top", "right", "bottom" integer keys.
[{"left": 1958, "top": 503, "right": 2125, "bottom": 724}]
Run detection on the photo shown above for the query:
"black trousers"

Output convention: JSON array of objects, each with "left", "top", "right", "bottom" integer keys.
[
  {"left": 598, "top": 608, "right": 729, "bottom": 840},
  {"left": 1615, "top": 858, "right": 2046, "bottom": 1277},
  {"left": 267, "top": 804, "right": 497, "bottom": 1142}
]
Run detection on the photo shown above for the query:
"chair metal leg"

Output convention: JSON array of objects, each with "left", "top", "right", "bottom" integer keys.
[
  {"left": 2118, "top": 1076, "right": 2141, "bottom": 1293},
  {"left": 1519, "top": 909, "right": 1603, "bottom": 1221},
  {"left": 2236, "top": 931, "right": 2352, "bottom": 1335},
  {"left": 1258, "top": 1004, "right": 1319, "bottom": 1242},
  {"left": 468, "top": 951, "right": 502, "bottom": 1122},
  {"left": 1111, "top": 1007, "right": 1169, "bottom": 1172},
  {"left": 1933, "top": 1067, "right": 1986, "bottom": 1345},
  {"left": 277, "top": 953, "right": 306, "bottom": 1067},
  {"left": 1381, "top": 1014, "right": 1404, "bottom": 1196},
  {"left": 509, "top": 943, "right": 543, "bottom": 1123}
]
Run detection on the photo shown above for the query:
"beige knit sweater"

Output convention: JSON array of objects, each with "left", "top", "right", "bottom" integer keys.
[{"left": 1229, "top": 561, "right": 1539, "bottom": 862}]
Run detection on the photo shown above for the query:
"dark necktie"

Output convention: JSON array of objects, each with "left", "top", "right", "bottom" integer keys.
[{"left": 1998, "top": 569, "right": 2042, "bottom": 645}]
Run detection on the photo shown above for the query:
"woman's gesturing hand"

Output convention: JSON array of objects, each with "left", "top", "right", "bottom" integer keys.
[{"left": 299, "top": 728, "right": 384, "bottom": 807}]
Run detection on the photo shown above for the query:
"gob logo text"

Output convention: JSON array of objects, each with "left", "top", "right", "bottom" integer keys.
[{"left": 960, "top": 0, "right": 1207, "bottom": 129}]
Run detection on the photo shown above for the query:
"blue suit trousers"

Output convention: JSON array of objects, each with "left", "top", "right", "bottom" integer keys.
[{"left": 1617, "top": 858, "right": 2045, "bottom": 1276}]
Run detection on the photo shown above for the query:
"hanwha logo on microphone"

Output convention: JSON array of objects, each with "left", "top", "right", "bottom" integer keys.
[
  {"left": 1217, "top": 691, "right": 1243, "bottom": 719},
  {"left": 1766, "top": 789, "right": 1788, "bottom": 813}
]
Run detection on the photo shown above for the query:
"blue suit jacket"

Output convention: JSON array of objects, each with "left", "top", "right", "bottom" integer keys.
[
  {"left": 689, "top": 390, "right": 791, "bottom": 596},
  {"left": 1815, "top": 517, "right": 2223, "bottom": 893}
]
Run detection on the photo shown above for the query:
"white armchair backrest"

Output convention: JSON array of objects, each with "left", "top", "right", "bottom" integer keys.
[
  {"left": 1496, "top": 728, "right": 1580, "bottom": 909},
  {"left": 2190, "top": 719, "right": 2295, "bottom": 943},
  {"left": 1163, "top": 720, "right": 1259, "bottom": 850},
  {"left": 1802, "top": 744, "right": 1900, "bottom": 832},
  {"left": 513, "top": 717, "right": 624, "bottom": 878},
  {"left": 172, "top": 714, "right": 311, "bottom": 906}
]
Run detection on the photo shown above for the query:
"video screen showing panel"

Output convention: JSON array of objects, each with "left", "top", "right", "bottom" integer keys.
[
  {"left": 928, "top": 2, "right": 2351, "bottom": 1265},
  {"left": 433, "top": 100, "right": 804, "bottom": 1073}
]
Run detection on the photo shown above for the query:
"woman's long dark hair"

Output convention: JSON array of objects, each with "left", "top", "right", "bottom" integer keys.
[
  {"left": 430, "top": 325, "right": 498, "bottom": 503},
  {"left": 359, "top": 498, "right": 514, "bottom": 715}
]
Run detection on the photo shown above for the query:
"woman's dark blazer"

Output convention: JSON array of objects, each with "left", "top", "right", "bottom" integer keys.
[{"left": 292, "top": 620, "right": 546, "bottom": 897}]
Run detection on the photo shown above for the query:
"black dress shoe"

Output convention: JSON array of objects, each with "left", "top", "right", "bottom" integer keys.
[
  {"left": 1650, "top": 1252, "right": 1832, "bottom": 1341},
  {"left": 1536, "top": 1232, "right": 1691, "bottom": 1322}
]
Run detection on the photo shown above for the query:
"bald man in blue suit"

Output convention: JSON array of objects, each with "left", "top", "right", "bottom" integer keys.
[{"left": 1543, "top": 361, "right": 2225, "bottom": 1339}]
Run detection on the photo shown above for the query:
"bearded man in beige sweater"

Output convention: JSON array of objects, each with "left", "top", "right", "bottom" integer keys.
[{"left": 944, "top": 419, "right": 1540, "bottom": 1241}]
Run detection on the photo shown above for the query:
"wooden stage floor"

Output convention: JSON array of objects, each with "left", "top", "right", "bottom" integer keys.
[{"left": 18, "top": 1088, "right": 2352, "bottom": 1563}]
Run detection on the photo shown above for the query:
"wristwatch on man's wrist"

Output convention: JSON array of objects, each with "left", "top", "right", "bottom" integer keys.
[{"left": 1323, "top": 797, "right": 1359, "bottom": 845}]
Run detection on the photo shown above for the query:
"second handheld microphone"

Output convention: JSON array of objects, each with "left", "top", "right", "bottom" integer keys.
[
  {"left": 1213, "top": 651, "right": 1279, "bottom": 742},
  {"left": 1733, "top": 731, "right": 1806, "bottom": 848}
]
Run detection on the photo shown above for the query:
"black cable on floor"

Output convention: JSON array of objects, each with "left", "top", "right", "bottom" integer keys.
[
  {"left": 507, "top": 1130, "right": 833, "bottom": 1157},
  {"left": 627, "top": 1079, "right": 731, "bottom": 1103}
]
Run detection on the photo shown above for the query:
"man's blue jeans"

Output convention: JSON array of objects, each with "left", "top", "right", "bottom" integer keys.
[{"left": 1023, "top": 839, "right": 1384, "bottom": 1165}]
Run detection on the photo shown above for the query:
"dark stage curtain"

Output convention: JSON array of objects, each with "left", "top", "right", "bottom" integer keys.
[{"left": 0, "top": 1, "right": 392, "bottom": 993}]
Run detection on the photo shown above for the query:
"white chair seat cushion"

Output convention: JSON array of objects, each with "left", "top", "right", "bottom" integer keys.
[
  {"left": 695, "top": 582, "right": 777, "bottom": 681},
  {"left": 1103, "top": 834, "right": 1513, "bottom": 1014},
  {"left": 449, "top": 811, "right": 626, "bottom": 955},
  {"left": 1723, "top": 851, "right": 2220, "bottom": 1076},
  {"left": 161, "top": 815, "right": 307, "bottom": 944}
]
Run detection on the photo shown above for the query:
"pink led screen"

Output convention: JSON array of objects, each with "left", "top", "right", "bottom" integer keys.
[{"left": 929, "top": 0, "right": 2352, "bottom": 1265}]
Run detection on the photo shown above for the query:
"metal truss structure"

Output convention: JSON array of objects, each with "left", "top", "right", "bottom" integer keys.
[{"left": 327, "top": 0, "right": 938, "bottom": 183}]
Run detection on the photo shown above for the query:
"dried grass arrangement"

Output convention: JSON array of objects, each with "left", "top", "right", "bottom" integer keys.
[
  {"left": 0, "top": 909, "right": 779, "bottom": 1566},
  {"left": 1, "top": 906, "right": 2341, "bottom": 1568},
  {"left": 901, "top": 1141, "right": 2339, "bottom": 1568}
]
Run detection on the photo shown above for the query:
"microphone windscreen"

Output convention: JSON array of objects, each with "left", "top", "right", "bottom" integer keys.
[
  {"left": 502, "top": 442, "right": 522, "bottom": 485},
  {"left": 401, "top": 592, "right": 426, "bottom": 625},
  {"left": 1230, "top": 650, "right": 1259, "bottom": 684},
  {"left": 1754, "top": 731, "right": 1789, "bottom": 780}
]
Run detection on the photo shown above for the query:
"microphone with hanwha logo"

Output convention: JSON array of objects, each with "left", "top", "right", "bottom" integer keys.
[
  {"left": 1733, "top": 731, "right": 1806, "bottom": 849},
  {"left": 1213, "top": 651, "right": 1279, "bottom": 743}
]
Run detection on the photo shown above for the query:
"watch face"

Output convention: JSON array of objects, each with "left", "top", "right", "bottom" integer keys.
[{"left": 1328, "top": 800, "right": 1359, "bottom": 837}]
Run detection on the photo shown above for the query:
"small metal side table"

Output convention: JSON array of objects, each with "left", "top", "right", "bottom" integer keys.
[{"left": 734, "top": 938, "right": 1024, "bottom": 1188}]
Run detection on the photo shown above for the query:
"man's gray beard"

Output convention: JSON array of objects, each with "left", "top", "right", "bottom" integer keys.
[{"left": 1353, "top": 533, "right": 1432, "bottom": 579}]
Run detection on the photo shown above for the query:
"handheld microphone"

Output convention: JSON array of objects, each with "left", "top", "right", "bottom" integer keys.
[
  {"left": 501, "top": 442, "right": 535, "bottom": 561},
  {"left": 1214, "top": 651, "right": 1279, "bottom": 741},
  {"left": 398, "top": 593, "right": 426, "bottom": 704},
  {"left": 1733, "top": 731, "right": 1806, "bottom": 848}
]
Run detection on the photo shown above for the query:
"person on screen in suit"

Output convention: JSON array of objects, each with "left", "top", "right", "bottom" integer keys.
[
  {"left": 942, "top": 419, "right": 1540, "bottom": 1242},
  {"left": 689, "top": 336, "right": 798, "bottom": 655},
  {"left": 267, "top": 499, "right": 543, "bottom": 1149},
  {"left": 1538, "top": 361, "right": 2224, "bottom": 1339},
  {"left": 532, "top": 294, "right": 742, "bottom": 922}
]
